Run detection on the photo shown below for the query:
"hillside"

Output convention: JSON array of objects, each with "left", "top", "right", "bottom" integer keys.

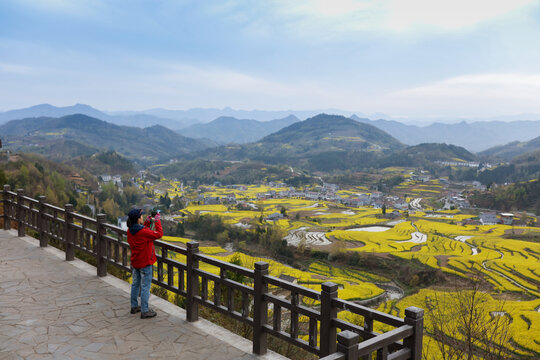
[
  {"left": 476, "top": 148, "right": 540, "bottom": 184},
  {"left": 389, "top": 143, "right": 477, "bottom": 163},
  {"left": 185, "top": 115, "right": 479, "bottom": 172},
  {"left": 261, "top": 114, "right": 402, "bottom": 149},
  {"left": 152, "top": 160, "right": 309, "bottom": 185},
  {"left": 307, "top": 143, "right": 477, "bottom": 172},
  {"left": 190, "top": 114, "right": 403, "bottom": 165},
  {"left": 0, "top": 152, "right": 97, "bottom": 207},
  {"left": 0, "top": 103, "right": 189, "bottom": 130},
  {"left": 352, "top": 115, "right": 540, "bottom": 152},
  {"left": 479, "top": 135, "right": 540, "bottom": 161},
  {"left": 64, "top": 150, "right": 135, "bottom": 175},
  {"left": 0, "top": 114, "right": 216, "bottom": 163},
  {"left": 469, "top": 179, "right": 540, "bottom": 212},
  {"left": 25, "top": 139, "right": 100, "bottom": 160},
  {"left": 178, "top": 115, "right": 299, "bottom": 143}
]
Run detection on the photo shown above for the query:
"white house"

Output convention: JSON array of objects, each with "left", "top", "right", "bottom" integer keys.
[
  {"left": 117, "top": 216, "right": 128, "bottom": 230},
  {"left": 500, "top": 213, "right": 514, "bottom": 225},
  {"left": 266, "top": 212, "right": 284, "bottom": 221}
]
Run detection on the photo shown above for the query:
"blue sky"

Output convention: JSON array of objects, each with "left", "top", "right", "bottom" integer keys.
[{"left": 1, "top": 0, "right": 540, "bottom": 119}]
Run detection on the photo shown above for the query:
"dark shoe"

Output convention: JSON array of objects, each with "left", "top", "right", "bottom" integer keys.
[
  {"left": 141, "top": 309, "right": 157, "bottom": 319},
  {"left": 130, "top": 306, "right": 141, "bottom": 314}
]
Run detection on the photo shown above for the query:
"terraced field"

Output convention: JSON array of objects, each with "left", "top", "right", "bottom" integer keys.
[{"left": 145, "top": 179, "right": 540, "bottom": 357}]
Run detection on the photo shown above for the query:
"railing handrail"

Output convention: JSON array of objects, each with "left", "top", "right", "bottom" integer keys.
[{"left": 1, "top": 185, "right": 423, "bottom": 360}]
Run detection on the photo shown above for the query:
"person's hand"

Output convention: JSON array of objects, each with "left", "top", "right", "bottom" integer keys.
[{"left": 154, "top": 213, "right": 161, "bottom": 221}]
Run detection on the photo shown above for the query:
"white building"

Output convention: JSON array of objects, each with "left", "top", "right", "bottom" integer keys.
[{"left": 117, "top": 216, "right": 128, "bottom": 230}]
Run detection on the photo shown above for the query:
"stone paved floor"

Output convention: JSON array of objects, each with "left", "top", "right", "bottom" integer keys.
[{"left": 0, "top": 230, "right": 288, "bottom": 360}]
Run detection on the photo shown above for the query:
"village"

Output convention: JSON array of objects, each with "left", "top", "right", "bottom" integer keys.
[{"left": 97, "top": 168, "right": 533, "bottom": 231}]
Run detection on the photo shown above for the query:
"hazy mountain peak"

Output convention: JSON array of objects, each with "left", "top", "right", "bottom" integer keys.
[{"left": 178, "top": 114, "right": 300, "bottom": 144}]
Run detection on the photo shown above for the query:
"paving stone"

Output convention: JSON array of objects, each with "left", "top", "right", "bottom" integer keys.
[
  {"left": 83, "top": 343, "right": 105, "bottom": 352},
  {"left": 0, "top": 231, "right": 287, "bottom": 360}
]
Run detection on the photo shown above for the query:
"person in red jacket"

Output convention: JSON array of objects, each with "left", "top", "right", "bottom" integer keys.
[{"left": 127, "top": 208, "right": 163, "bottom": 318}]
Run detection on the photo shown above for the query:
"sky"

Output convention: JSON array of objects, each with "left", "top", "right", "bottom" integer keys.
[{"left": 1, "top": 0, "right": 540, "bottom": 120}]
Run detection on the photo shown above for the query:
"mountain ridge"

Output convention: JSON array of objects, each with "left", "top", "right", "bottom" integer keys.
[
  {"left": 0, "top": 114, "right": 214, "bottom": 163},
  {"left": 351, "top": 115, "right": 540, "bottom": 152},
  {"left": 178, "top": 115, "right": 300, "bottom": 143},
  {"left": 186, "top": 114, "right": 404, "bottom": 166},
  {"left": 479, "top": 136, "right": 540, "bottom": 161}
]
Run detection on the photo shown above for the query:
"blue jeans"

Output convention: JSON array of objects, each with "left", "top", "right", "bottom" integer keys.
[{"left": 131, "top": 265, "right": 153, "bottom": 312}]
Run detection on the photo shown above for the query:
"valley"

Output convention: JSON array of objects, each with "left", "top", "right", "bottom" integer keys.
[{"left": 1, "top": 110, "right": 539, "bottom": 359}]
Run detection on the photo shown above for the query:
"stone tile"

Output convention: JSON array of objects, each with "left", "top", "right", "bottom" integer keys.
[
  {"left": 0, "top": 231, "right": 287, "bottom": 360},
  {"left": 83, "top": 342, "right": 105, "bottom": 352}
]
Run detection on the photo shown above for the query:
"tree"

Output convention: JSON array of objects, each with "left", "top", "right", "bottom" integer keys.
[
  {"left": 103, "top": 198, "right": 122, "bottom": 221},
  {"left": 171, "top": 196, "right": 185, "bottom": 211},
  {"left": 423, "top": 281, "right": 513, "bottom": 360},
  {"left": 0, "top": 169, "right": 7, "bottom": 186},
  {"left": 175, "top": 222, "right": 185, "bottom": 237}
]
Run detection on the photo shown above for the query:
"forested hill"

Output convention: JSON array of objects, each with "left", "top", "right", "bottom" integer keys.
[
  {"left": 178, "top": 115, "right": 299, "bottom": 144},
  {"left": 261, "top": 114, "right": 402, "bottom": 150},
  {"left": 479, "top": 135, "right": 540, "bottom": 161},
  {"left": 476, "top": 148, "right": 540, "bottom": 185},
  {"left": 0, "top": 114, "right": 216, "bottom": 163},
  {"left": 393, "top": 143, "right": 477, "bottom": 162},
  {"left": 469, "top": 179, "right": 540, "bottom": 212},
  {"left": 189, "top": 114, "right": 404, "bottom": 165},
  {"left": 0, "top": 152, "right": 97, "bottom": 208}
]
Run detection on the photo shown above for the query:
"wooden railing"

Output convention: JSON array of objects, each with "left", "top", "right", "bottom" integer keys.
[{"left": 1, "top": 185, "right": 423, "bottom": 359}]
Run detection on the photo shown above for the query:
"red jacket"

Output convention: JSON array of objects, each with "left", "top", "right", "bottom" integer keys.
[{"left": 127, "top": 218, "right": 163, "bottom": 269}]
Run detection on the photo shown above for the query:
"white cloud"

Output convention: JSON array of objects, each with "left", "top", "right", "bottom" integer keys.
[
  {"left": 269, "top": 0, "right": 536, "bottom": 37},
  {"left": 382, "top": 73, "right": 540, "bottom": 116},
  {"left": 13, "top": 0, "right": 105, "bottom": 17},
  {"left": 384, "top": 0, "right": 536, "bottom": 31},
  {"left": 0, "top": 63, "right": 33, "bottom": 74}
]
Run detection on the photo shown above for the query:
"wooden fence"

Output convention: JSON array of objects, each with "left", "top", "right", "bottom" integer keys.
[{"left": 1, "top": 185, "right": 423, "bottom": 359}]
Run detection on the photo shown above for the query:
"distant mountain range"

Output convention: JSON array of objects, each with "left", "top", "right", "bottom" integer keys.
[
  {"left": 0, "top": 104, "right": 191, "bottom": 130},
  {"left": 351, "top": 115, "right": 540, "bottom": 152},
  {"left": 0, "top": 111, "right": 488, "bottom": 175},
  {"left": 111, "top": 107, "right": 349, "bottom": 123},
  {"left": 2, "top": 104, "right": 539, "bottom": 152},
  {"left": 178, "top": 115, "right": 299, "bottom": 144},
  {"left": 0, "top": 104, "right": 344, "bottom": 128},
  {"left": 175, "top": 114, "right": 480, "bottom": 173},
  {"left": 0, "top": 114, "right": 214, "bottom": 162},
  {"left": 188, "top": 114, "right": 403, "bottom": 166}
]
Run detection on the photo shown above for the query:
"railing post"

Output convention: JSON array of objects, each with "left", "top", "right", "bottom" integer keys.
[
  {"left": 16, "top": 189, "right": 25, "bottom": 237},
  {"left": 96, "top": 214, "right": 107, "bottom": 277},
  {"left": 3, "top": 185, "right": 11, "bottom": 230},
  {"left": 64, "top": 204, "right": 74, "bottom": 261},
  {"left": 320, "top": 282, "right": 339, "bottom": 356},
  {"left": 253, "top": 261, "right": 269, "bottom": 355},
  {"left": 186, "top": 241, "right": 199, "bottom": 322},
  {"left": 404, "top": 306, "right": 424, "bottom": 360},
  {"left": 38, "top": 196, "right": 47, "bottom": 247},
  {"left": 337, "top": 331, "right": 359, "bottom": 360}
]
